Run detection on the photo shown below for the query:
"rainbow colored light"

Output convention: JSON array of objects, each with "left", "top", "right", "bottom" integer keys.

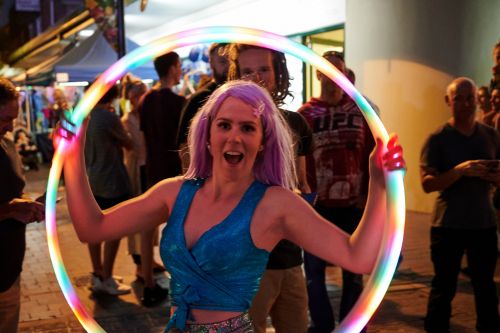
[{"left": 45, "top": 26, "right": 406, "bottom": 333}]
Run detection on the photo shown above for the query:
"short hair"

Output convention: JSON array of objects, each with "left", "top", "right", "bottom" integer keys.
[
  {"left": 346, "top": 68, "right": 356, "bottom": 84},
  {"left": 446, "top": 77, "right": 476, "bottom": 97},
  {"left": 478, "top": 86, "right": 490, "bottom": 94},
  {"left": 185, "top": 80, "right": 297, "bottom": 189},
  {"left": 99, "top": 84, "right": 119, "bottom": 104},
  {"left": 0, "top": 78, "right": 19, "bottom": 107},
  {"left": 85, "top": 77, "right": 120, "bottom": 105},
  {"left": 322, "top": 50, "right": 344, "bottom": 62},
  {"left": 154, "top": 52, "right": 180, "bottom": 78},
  {"left": 227, "top": 44, "right": 291, "bottom": 107},
  {"left": 322, "top": 50, "right": 346, "bottom": 73}
]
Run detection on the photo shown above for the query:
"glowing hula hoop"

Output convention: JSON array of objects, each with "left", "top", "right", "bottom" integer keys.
[{"left": 45, "top": 26, "right": 406, "bottom": 333}]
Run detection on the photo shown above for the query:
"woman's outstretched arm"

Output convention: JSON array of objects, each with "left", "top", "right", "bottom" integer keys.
[
  {"left": 59, "top": 120, "right": 181, "bottom": 244},
  {"left": 264, "top": 135, "right": 404, "bottom": 274}
]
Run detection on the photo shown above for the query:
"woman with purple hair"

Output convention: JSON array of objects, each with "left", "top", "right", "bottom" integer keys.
[{"left": 59, "top": 80, "right": 405, "bottom": 333}]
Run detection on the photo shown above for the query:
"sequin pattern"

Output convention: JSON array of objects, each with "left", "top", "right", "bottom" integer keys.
[{"left": 166, "top": 312, "right": 253, "bottom": 332}]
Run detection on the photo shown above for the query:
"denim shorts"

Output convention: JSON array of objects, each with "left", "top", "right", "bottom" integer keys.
[{"left": 167, "top": 312, "right": 253, "bottom": 333}]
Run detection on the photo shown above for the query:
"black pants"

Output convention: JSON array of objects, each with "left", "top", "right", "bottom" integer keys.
[
  {"left": 304, "top": 206, "right": 366, "bottom": 333},
  {"left": 425, "top": 227, "right": 500, "bottom": 333}
]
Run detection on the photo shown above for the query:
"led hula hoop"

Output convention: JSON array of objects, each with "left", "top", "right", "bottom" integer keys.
[{"left": 45, "top": 26, "right": 405, "bottom": 333}]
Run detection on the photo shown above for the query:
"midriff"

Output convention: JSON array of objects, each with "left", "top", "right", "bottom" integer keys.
[{"left": 170, "top": 307, "right": 243, "bottom": 324}]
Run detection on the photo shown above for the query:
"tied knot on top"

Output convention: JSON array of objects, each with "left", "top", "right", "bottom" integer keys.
[{"left": 165, "top": 284, "right": 201, "bottom": 331}]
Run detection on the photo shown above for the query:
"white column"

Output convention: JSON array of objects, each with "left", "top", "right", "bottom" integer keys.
[{"left": 345, "top": 0, "right": 500, "bottom": 212}]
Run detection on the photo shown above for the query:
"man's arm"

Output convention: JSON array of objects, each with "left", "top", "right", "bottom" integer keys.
[
  {"left": 295, "top": 155, "right": 311, "bottom": 194},
  {"left": 421, "top": 161, "right": 489, "bottom": 193},
  {"left": 109, "top": 113, "right": 133, "bottom": 150},
  {"left": 0, "top": 198, "right": 44, "bottom": 223}
]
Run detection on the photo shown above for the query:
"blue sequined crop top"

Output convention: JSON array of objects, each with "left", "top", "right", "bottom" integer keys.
[{"left": 160, "top": 179, "right": 270, "bottom": 331}]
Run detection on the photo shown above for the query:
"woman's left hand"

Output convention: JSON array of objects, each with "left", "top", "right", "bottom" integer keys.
[
  {"left": 370, "top": 134, "right": 406, "bottom": 187},
  {"left": 383, "top": 134, "right": 405, "bottom": 172}
]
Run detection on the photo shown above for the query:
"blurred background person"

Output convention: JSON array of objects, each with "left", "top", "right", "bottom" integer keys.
[
  {"left": 0, "top": 78, "right": 45, "bottom": 333},
  {"left": 84, "top": 83, "right": 133, "bottom": 296},
  {"left": 177, "top": 43, "right": 229, "bottom": 171}
]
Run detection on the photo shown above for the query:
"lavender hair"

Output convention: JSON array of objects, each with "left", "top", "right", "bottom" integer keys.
[{"left": 184, "top": 80, "right": 297, "bottom": 190}]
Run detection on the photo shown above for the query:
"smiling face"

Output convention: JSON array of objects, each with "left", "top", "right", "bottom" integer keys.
[
  {"left": 209, "top": 96, "right": 263, "bottom": 179},
  {"left": 237, "top": 48, "right": 276, "bottom": 95}
]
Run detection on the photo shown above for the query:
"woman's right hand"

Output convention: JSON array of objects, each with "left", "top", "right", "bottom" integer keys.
[{"left": 52, "top": 112, "right": 89, "bottom": 155}]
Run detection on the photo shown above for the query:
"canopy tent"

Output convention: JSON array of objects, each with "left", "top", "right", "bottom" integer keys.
[{"left": 53, "top": 30, "right": 157, "bottom": 82}]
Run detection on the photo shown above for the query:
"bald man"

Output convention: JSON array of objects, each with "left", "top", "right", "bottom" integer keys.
[{"left": 420, "top": 77, "right": 500, "bottom": 332}]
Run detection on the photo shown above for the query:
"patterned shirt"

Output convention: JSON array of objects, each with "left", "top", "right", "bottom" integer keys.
[{"left": 298, "top": 97, "right": 374, "bottom": 207}]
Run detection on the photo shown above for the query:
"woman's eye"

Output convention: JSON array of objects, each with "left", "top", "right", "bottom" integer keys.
[
  {"left": 242, "top": 125, "right": 255, "bottom": 132},
  {"left": 217, "top": 122, "right": 230, "bottom": 130}
]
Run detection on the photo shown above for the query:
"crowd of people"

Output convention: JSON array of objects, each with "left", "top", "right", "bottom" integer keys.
[{"left": 0, "top": 40, "right": 498, "bottom": 333}]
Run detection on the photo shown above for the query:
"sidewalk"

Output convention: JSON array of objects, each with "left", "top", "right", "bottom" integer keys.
[{"left": 17, "top": 165, "right": 500, "bottom": 332}]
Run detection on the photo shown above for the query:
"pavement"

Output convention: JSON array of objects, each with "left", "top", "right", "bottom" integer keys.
[{"left": 16, "top": 165, "right": 500, "bottom": 333}]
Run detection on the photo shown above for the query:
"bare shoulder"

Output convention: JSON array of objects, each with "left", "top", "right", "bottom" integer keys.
[
  {"left": 252, "top": 185, "right": 311, "bottom": 250},
  {"left": 152, "top": 176, "right": 185, "bottom": 191},
  {"left": 255, "top": 186, "right": 303, "bottom": 223},
  {"left": 265, "top": 186, "right": 301, "bottom": 202},
  {"left": 145, "top": 176, "right": 185, "bottom": 208}
]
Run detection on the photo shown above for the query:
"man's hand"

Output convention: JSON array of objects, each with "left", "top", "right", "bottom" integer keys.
[
  {"left": 480, "top": 167, "right": 500, "bottom": 186},
  {"left": 1, "top": 198, "right": 45, "bottom": 224},
  {"left": 454, "top": 160, "right": 489, "bottom": 177}
]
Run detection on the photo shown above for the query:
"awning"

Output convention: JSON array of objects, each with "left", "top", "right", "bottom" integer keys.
[
  {"left": 8, "top": 10, "right": 94, "bottom": 70},
  {"left": 53, "top": 30, "right": 156, "bottom": 82}
]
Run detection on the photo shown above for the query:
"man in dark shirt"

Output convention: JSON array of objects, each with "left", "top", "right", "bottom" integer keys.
[
  {"left": 298, "top": 52, "right": 374, "bottom": 333},
  {"left": 140, "top": 51, "right": 185, "bottom": 187},
  {"left": 177, "top": 43, "right": 229, "bottom": 171},
  {"left": 421, "top": 77, "right": 500, "bottom": 332},
  {"left": 84, "top": 84, "right": 133, "bottom": 296},
  {"left": 0, "top": 78, "right": 44, "bottom": 333},
  {"left": 138, "top": 51, "right": 185, "bottom": 304}
]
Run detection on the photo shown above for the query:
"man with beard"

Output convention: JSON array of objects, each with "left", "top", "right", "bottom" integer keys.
[{"left": 177, "top": 43, "right": 229, "bottom": 170}]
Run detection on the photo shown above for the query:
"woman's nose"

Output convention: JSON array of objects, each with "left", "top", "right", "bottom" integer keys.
[{"left": 227, "top": 129, "right": 242, "bottom": 143}]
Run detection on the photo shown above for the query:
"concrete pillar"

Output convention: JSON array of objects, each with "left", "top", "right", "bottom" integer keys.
[{"left": 345, "top": 0, "right": 500, "bottom": 212}]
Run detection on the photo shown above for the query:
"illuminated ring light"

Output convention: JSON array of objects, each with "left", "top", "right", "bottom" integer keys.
[{"left": 46, "top": 26, "right": 405, "bottom": 333}]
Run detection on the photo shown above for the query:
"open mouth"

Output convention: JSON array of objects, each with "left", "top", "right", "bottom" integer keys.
[{"left": 224, "top": 151, "right": 244, "bottom": 165}]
